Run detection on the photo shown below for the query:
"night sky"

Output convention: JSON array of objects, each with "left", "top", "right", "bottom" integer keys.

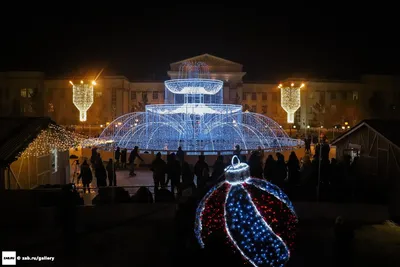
[{"left": 2, "top": 8, "right": 398, "bottom": 82}]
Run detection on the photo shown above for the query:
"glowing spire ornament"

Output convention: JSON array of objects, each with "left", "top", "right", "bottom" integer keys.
[
  {"left": 279, "top": 82, "right": 304, "bottom": 123},
  {"left": 195, "top": 156, "right": 298, "bottom": 267},
  {"left": 70, "top": 80, "right": 96, "bottom": 122}
]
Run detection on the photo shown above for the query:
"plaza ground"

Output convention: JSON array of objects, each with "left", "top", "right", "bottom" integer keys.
[{"left": 73, "top": 167, "right": 158, "bottom": 205}]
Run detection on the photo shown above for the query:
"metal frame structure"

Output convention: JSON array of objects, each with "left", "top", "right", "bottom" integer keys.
[{"left": 99, "top": 62, "right": 302, "bottom": 152}]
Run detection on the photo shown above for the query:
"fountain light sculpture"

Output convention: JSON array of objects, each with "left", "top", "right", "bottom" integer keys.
[{"left": 99, "top": 62, "right": 302, "bottom": 152}]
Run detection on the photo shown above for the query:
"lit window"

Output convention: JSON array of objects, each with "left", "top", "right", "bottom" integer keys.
[
  {"left": 48, "top": 103, "right": 54, "bottom": 113},
  {"left": 96, "top": 91, "right": 102, "bottom": 97},
  {"left": 353, "top": 91, "right": 358, "bottom": 100},
  {"left": 21, "top": 88, "right": 34, "bottom": 98}
]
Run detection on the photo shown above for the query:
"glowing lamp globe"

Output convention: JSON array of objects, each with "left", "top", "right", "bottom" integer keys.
[
  {"left": 279, "top": 83, "right": 304, "bottom": 123},
  {"left": 195, "top": 156, "right": 298, "bottom": 267},
  {"left": 71, "top": 80, "right": 95, "bottom": 122}
]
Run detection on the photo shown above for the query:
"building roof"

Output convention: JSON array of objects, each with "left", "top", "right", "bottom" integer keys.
[
  {"left": 170, "top": 53, "right": 242, "bottom": 67},
  {"left": 0, "top": 117, "right": 54, "bottom": 167},
  {"left": 331, "top": 119, "right": 400, "bottom": 149}
]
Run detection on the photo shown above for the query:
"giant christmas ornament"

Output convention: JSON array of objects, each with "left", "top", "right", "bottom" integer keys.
[{"left": 195, "top": 156, "right": 298, "bottom": 267}]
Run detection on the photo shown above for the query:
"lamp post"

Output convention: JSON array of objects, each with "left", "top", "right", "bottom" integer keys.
[{"left": 317, "top": 125, "right": 323, "bottom": 202}]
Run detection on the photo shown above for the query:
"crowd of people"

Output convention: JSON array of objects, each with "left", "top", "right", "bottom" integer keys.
[{"left": 73, "top": 139, "right": 369, "bottom": 204}]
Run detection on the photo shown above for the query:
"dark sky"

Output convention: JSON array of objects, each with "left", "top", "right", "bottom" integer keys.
[{"left": 2, "top": 8, "right": 398, "bottom": 82}]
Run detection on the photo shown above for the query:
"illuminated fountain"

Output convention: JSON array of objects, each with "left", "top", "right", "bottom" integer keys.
[
  {"left": 70, "top": 80, "right": 96, "bottom": 122},
  {"left": 279, "top": 82, "right": 304, "bottom": 123},
  {"left": 99, "top": 62, "right": 302, "bottom": 152}
]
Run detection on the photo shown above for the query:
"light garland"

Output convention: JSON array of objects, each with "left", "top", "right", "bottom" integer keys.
[
  {"left": 80, "top": 138, "right": 115, "bottom": 148},
  {"left": 195, "top": 156, "right": 298, "bottom": 266},
  {"left": 71, "top": 80, "right": 95, "bottom": 122},
  {"left": 18, "top": 124, "right": 81, "bottom": 159},
  {"left": 279, "top": 83, "right": 304, "bottom": 123}
]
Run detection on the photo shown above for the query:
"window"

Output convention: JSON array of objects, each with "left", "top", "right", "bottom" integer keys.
[
  {"left": 48, "top": 103, "right": 54, "bottom": 113},
  {"left": 142, "top": 92, "right": 148, "bottom": 103},
  {"left": 152, "top": 91, "right": 158, "bottom": 100},
  {"left": 251, "top": 93, "right": 257, "bottom": 101},
  {"left": 252, "top": 105, "right": 257, "bottom": 112},
  {"left": 353, "top": 91, "right": 359, "bottom": 100},
  {"left": 242, "top": 92, "right": 247, "bottom": 101},
  {"left": 341, "top": 91, "right": 347, "bottom": 100},
  {"left": 319, "top": 92, "right": 325, "bottom": 105},
  {"left": 21, "top": 88, "right": 34, "bottom": 98},
  {"left": 262, "top": 92, "right": 267, "bottom": 101},
  {"left": 230, "top": 90, "right": 237, "bottom": 101},
  {"left": 308, "top": 92, "right": 314, "bottom": 99},
  {"left": 131, "top": 91, "right": 136, "bottom": 100},
  {"left": 111, "top": 88, "right": 117, "bottom": 118},
  {"left": 331, "top": 92, "right": 336, "bottom": 100},
  {"left": 272, "top": 93, "right": 278, "bottom": 102},
  {"left": 51, "top": 149, "right": 58, "bottom": 173},
  {"left": 96, "top": 91, "right": 102, "bottom": 97},
  {"left": 262, "top": 105, "right": 268, "bottom": 114},
  {"left": 331, "top": 104, "right": 337, "bottom": 113},
  {"left": 309, "top": 106, "right": 313, "bottom": 114}
]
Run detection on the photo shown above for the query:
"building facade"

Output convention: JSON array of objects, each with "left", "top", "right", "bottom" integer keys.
[{"left": 1, "top": 54, "right": 399, "bottom": 132}]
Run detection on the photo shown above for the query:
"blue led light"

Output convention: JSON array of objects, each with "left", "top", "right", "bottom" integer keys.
[
  {"left": 246, "top": 178, "right": 297, "bottom": 217},
  {"left": 225, "top": 184, "right": 289, "bottom": 267},
  {"left": 97, "top": 62, "right": 303, "bottom": 151}
]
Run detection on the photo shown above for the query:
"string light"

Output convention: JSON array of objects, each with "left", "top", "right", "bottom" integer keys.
[
  {"left": 80, "top": 138, "right": 114, "bottom": 148},
  {"left": 99, "top": 62, "right": 303, "bottom": 152},
  {"left": 279, "top": 82, "right": 304, "bottom": 123},
  {"left": 195, "top": 156, "right": 298, "bottom": 266},
  {"left": 18, "top": 124, "right": 81, "bottom": 159},
  {"left": 70, "top": 80, "right": 96, "bottom": 122}
]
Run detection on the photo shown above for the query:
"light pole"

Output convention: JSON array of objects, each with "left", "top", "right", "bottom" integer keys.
[{"left": 317, "top": 125, "right": 323, "bottom": 202}]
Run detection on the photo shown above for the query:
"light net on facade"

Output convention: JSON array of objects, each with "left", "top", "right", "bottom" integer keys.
[{"left": 98, "top": 62, "right": 302, "bottom": 152}]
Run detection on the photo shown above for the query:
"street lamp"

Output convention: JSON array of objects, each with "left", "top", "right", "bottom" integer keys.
[{"left": 317, "top": 125, "right": 323, "bottom": 202}]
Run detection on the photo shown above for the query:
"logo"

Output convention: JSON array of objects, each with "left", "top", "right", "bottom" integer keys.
[{"left": 2, "top": 251, "right": 16, "bottom": 265}]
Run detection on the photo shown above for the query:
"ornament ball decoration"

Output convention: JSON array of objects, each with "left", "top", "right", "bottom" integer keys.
[{"left": 195, "top": 155, "right": 298, "bottom": 267}]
